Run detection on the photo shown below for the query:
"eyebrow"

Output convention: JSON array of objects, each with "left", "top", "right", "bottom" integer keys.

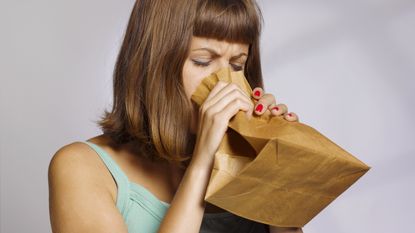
[{"left": 192, "top": 47, "right": 248, "bottom": 59}]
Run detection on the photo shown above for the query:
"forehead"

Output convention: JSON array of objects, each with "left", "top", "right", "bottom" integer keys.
[{"left": 189, "top": 36, "right": 249, "bottom": 53}]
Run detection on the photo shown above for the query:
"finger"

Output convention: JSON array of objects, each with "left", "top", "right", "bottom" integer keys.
[
  {"left": 217, "top": 97, "right": 253, "bottom": 123},
  {"left": 205, "top": 82, "right": 252, "bottom": 112},
  {"left": 252, "top": 87, "right": 263, "bottom": 100},
  {"left": 254, "top": 93, "right": 276, "bottom": 115},
  {"left": 198, "top": 81, "right": 228, "bottom": 123},
  {"left": 212, "top": 82, "right": 250, "bottom": 102},
  {"left": 270, "top": 103, "right": 288, "bottom": 116},
  {"left": 284, "top": 112, "right": 299, "bottom": 122},
  {"left": 205, "top": 81, "right": 228, "bottom": 102},
  {"left": 205, "top": 91, "right": 254, "bottom": 120}
]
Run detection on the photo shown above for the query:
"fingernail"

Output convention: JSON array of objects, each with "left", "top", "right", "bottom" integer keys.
[
  {"left": 255, "top": 104, "right": 263, "bottom": 112},
  {"left": 254, "top": 90, "right": 261, "bottom": 97},
  {"left": 272, "top": 106, "right": 279, "bottom": 111},
  {"left": 287, "top": 113, "right": 292, "bottom": 117}
]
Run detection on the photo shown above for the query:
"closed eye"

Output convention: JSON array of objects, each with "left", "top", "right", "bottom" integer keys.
[
  {"left": 192, "top": 60, "right": 210, "bottom": 67},
  {"left": 191, "top": 60, "right": 244, "bottom": 71},
  {"left": 231, "top": 64, "right": 243, "bottom": 71}
]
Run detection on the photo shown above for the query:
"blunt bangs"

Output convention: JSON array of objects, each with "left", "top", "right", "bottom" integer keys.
[{"left": 193, "top": 0, "right": 261, "bottom": 44}]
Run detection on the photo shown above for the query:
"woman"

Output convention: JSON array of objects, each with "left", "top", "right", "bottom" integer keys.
[{"left": 48, "top": 0, "right": 302, "bottom": 232}]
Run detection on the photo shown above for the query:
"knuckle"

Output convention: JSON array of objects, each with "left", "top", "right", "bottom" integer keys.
[
  {"left": 237, "top": 88, "right": 248, "bottom": 97},
  {"left": 229, "top": 89, "right": 240, "bottom": 98},
  {"left": 236, "top": 89, "right": 248, "bottom": 100},
  {"left": 215, "top": 81, "right": 225, "bottom": 89},
  {"left": 205, "top": 108, "right": 214, "bottom": 118},
  {"left": 212, "top": 113, "right": 222, "bottom": 123},
  {"left": 234, "top": 98, "right": 242, "bottom": 106},
  {"left": 228, "top": 83, "right": 238, "bottom": 89},
  {"left": 217, "top": 80, "right": 226, "bottom": 86},
  {"left": 278, "top": 103, "right": 288, "bottom": 110}
]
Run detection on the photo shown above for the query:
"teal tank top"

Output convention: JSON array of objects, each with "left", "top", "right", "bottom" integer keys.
[{"left": 83, "top": 141, "right": 268, "bottom": 233}]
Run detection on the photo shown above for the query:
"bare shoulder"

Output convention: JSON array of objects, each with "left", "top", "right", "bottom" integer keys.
[
  {"left": 49, "top": 141, "right": 95, "bottom": 173},
  {"left": 49, "top": 141, "right": 103, "bottom": 174},
  {"left": 48, "top": 141, "right": 127, "bottom": 233},
  {"left": 48, "top": 141, "right": 110, "bottom": 190}
]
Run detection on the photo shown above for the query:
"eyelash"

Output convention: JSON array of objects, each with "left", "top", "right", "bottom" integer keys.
[{"left": 192, "top": 60, "right": 244, "bottom": 71}]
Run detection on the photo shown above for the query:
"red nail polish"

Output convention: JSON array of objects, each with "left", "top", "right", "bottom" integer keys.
[
  {"left": 254, "top": 90, "right": 260, "bottom": 97},
  {"left": 272, "top": 106, "right": 279, "bottom": 111},
  {"left": 255, "top": 104, "right": 263, "bottom": 112},
  {"left": 288, "top": 113, "right": 292, "bottom": 117}
]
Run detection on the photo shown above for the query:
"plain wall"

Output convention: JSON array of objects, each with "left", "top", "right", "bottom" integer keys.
[{"left": 1, "top": 0, "right": 414, "bottom": 232}]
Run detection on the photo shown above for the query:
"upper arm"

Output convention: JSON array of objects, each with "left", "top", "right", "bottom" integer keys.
[{"left": 48, "top": 142, "right": 128, "bottom": 233}]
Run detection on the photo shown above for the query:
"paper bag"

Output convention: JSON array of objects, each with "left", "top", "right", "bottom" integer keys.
[{"left": 190, "top": 67, "right": 371, "bottom": 227}]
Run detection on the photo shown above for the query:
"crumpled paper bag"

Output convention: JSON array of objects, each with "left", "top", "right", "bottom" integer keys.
[{"left": 190, "top": 67, "right": 371, "bottom": 227}]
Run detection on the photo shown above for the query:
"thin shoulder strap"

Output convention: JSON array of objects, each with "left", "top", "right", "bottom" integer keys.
[{"left": 82, "top": 141, "right": 130, "bottom": 217}]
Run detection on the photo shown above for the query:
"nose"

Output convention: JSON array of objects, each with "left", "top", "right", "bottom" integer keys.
[{"left": 216, "top": 59, "right": 233, "bottom": 71}]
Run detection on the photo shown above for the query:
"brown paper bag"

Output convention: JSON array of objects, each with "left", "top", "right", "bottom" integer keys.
[{"left": 190, "top": 67, "right": 371, "bottom": 227}]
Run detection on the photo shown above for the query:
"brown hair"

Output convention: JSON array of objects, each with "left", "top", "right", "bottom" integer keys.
[{"left": 96, "top": 0, "right": 264, "bottom": 168}]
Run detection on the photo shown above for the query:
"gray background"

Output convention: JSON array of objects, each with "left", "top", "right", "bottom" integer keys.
[{"left": 1, "top": 0, "right": 414, "bottom": 232}]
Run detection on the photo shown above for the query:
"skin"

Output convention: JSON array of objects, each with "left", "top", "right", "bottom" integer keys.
[
  {"left": 177, "top": 36, "right": 303, "bottom": 233},
  {"left": 48, "top": 35, "right": 302, "bottom": 233},
  {"left": 183, "top": 36, "right": 299, "bottom": 135}
]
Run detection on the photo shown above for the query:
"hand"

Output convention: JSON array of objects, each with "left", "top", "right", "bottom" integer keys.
[
  {"left": 190, "top": 81, "right": 254, "bottom": 170},
  {"left": 252, "top": 87, "right": 301, "bottom": 233},
  {"left": 251, "top": 87, "right": 299, "bottom": 122}
]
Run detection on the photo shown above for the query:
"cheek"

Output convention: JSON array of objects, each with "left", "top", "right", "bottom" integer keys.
[{"left": 182, "top": 60, "right": 209, "bottom": 100}]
